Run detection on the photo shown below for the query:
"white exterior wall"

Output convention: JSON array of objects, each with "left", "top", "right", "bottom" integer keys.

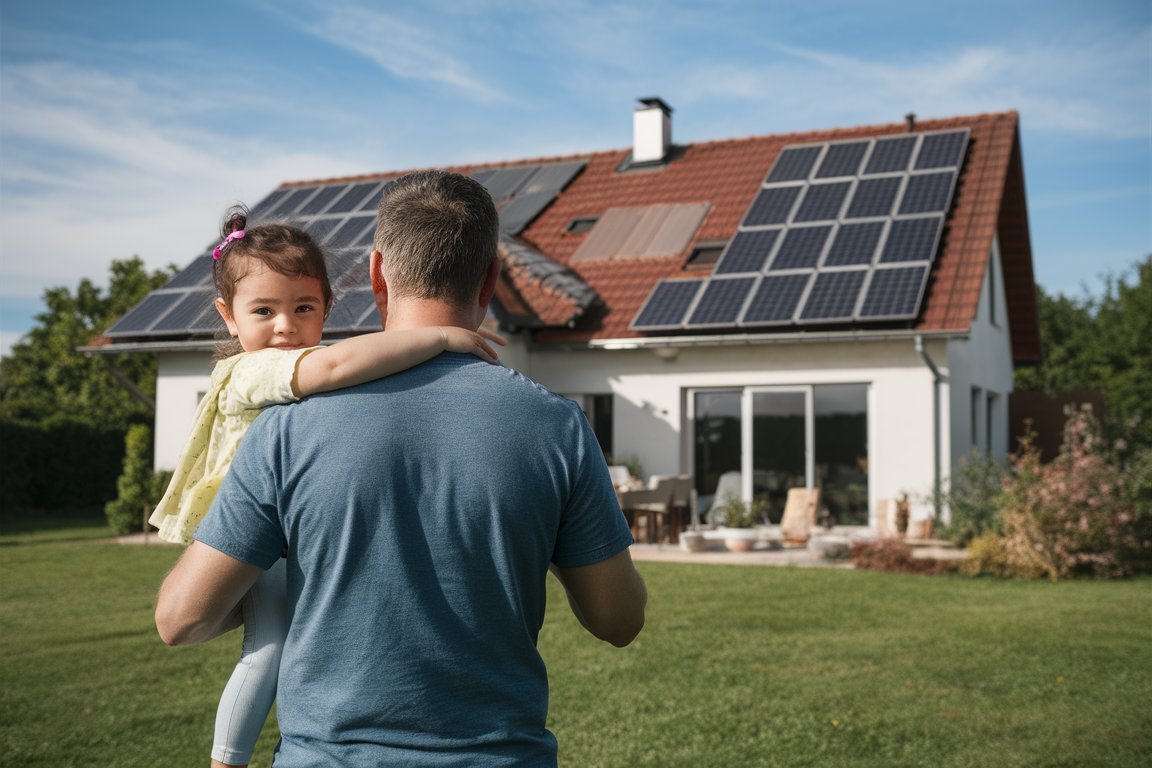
[
  {"left": 154, "top": 352, "right": 215, "bottom": 470},
  {"left": 526, "top": 338, "right": 946, "bottom": 525}
]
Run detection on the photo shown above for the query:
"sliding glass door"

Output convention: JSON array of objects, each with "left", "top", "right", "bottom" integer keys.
[{"left": 693, "top": 384, "right": 869, "bottom": 527}]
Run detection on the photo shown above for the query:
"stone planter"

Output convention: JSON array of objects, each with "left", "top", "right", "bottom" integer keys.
[
  {"left": 679, "top": 529, "right": 707, "bottom": 553},
  {"left": 719, "top": 527, "right": 759, "bottom": 552}
]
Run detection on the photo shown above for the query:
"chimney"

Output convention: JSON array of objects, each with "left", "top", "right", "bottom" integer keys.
[
  {"left": 633, "top": 97, "right": 673, "bottom": 164},
  {"left": 905, "top": 112, "right": 917, "bottom": 132}
]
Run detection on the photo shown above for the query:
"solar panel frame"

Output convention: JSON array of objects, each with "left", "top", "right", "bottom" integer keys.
[
  {"left": 740, "top": 273, "right": 811, "bottom": 326},
  {"left": 326, "top": 181, "right": 385, "bottom": 214},
  {"left": 824, "top": 221, "right": 885, "bottom": 267},
  {"left": 863, "top": 135, "right": 917, "bottom": 174},
  {"left": 814, "top": 141, "right": 868, "bottom": 179},
  {"left": 858, "top": 264, "right": 930, "bottom": 320},
  {"left": 685, "top": 277, "right": 756, "bottom": 327},
  {"left": 765, "top": 145, "right": 823, "bottom": 182},
  {"left": 714, "top": 229, "right": 780, "bottom": 275},
  {"left": 797, "top": 269, "right": 867, "bottom": 322},
  {"left": 793, "top": 181, "right": 851, "bottom": 222},
  {"left": 105, "top": 292, "right": 183, "bottom": 336},
  {"left": 768, "top": 225, "right": 832, "bottom": 271},
  {"left": 742, "top": 185, "right": 802, "bottom": 227},
  {"left": 898, "top": 170, "right": 957, "bottom": 215},
  {"left": 915, "top": 129, "right": 969, "bottom": 170},
  {"left": 631, "top": 279, "right": 705, "bottom": 330},
  {"left": 878, "top": 216, "right": 943, "bottom": 264},
  {"left": 845, "top": 176, "right": 902, "bottom": 219}
]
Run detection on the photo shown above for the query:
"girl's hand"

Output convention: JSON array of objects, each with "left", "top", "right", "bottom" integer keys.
[{"left": 440, "top": 326, "right": 507, "bottom": 364}]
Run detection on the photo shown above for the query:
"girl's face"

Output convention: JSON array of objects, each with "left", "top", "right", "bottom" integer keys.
[{"left": 214, "top": 258, "right": 326, "bottom": 352}]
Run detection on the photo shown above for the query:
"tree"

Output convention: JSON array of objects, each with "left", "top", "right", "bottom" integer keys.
[
  {"left": 1016, "top": 255, "right": 1152, "bottom": 453},
  {"left": 0, "top": 258, "right": 174, "bottom": 430}
]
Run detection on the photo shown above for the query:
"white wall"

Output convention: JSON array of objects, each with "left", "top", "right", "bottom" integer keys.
[
  {"left": 155, "top": 352, "right": 215, "bottom": 470},
  {"left": 527, "top": 338, "right": 946, "bottom": 525}
]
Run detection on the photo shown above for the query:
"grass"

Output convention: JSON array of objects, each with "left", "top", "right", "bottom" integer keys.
[{"left": 2, "top": 517, "right": 1150, "bottom": 767}]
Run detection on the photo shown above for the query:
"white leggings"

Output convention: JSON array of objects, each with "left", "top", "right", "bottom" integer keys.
[{"left": 212, "top": 557, "right": 288, "bottom": 765}]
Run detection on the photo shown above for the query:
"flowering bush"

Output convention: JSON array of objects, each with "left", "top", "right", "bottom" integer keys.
[{"left": 995, "top": 405, "right": 1150, "bottom": 580}]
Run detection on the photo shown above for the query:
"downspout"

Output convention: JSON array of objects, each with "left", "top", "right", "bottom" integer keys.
[{"left": 915, "top": 335, "right": 945, "bottom": 520}]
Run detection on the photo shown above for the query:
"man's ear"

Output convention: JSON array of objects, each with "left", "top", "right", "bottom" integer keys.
[
  {"left": 214, "top": 297, "right": 239, "bottom": 337},
  {"left": 478, "top": 256, "right": 501, "bottom": 310},
  {"left": 370, "top": 251, "right": 389, "bottom": 325}
]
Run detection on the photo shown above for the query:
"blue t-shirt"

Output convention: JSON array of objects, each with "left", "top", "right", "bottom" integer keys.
[{"left": 196, "top": 353, "right": 633, "bottom": 767}]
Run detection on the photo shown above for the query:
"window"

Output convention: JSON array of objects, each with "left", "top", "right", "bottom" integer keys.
[
  {"left": 567, "top": 393, "right": 614, "bottom": 457},
  {"left": 987, "top": 254, "right": 998, "bottom": 326},
  {"left": 685, "top": 242, "right": 726, "bottom": 269},
  {"left": 691, "top": 384, "right": 869, "bottom": 526},
  {"left": 971, "top": 386, "right": 982, "bottom": 450},
  {"left": 566, "top": 217, "right": 598, "bottom": 235}
]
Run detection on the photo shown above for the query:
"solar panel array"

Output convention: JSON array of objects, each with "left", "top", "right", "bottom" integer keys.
[
  {"left": 631, "top": 129, "right": 969, "bottom": 332},
  {"left": 106, "top": 161, "right": 585, "bottom": 339}
]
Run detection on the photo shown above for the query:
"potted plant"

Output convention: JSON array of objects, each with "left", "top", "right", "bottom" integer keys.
[{"left": 714, "top": 494, "right": 767, "bottom": 552}]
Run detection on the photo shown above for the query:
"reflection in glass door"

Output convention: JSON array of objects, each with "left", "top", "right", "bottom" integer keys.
[{"left": 745, "top": 389, "right": 812, "bottom": 523}]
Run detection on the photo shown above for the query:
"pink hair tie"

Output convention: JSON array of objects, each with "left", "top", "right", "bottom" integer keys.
[{"left": 212, "top": 230, "right": 245, "bottom": 259}]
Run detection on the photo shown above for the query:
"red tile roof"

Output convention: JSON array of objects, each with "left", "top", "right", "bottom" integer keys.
[{"left": 292, "top": 110, "right": 1040, "bottom": 363}]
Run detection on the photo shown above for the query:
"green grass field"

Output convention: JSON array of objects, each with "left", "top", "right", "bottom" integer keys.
[{"left": 2, "top": 517, "right": 1150, "bottom": 767}]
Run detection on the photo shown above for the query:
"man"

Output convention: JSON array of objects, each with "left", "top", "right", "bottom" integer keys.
[{"left": 156, "top": 170, "right": 647, "bottom": 766}]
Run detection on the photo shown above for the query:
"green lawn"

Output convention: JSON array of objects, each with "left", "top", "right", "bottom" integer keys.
[{"left": 2, "top": 519, "right": 1150, "bottom": 767}]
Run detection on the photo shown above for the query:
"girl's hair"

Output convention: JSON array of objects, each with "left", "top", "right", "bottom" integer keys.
[{"left": 212, "top": 204, "right": 334, "bottom": 316}]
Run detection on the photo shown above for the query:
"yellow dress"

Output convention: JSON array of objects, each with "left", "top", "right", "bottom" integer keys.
[{"left": 149, "top": 346, "right": 319, "bottom": 544}]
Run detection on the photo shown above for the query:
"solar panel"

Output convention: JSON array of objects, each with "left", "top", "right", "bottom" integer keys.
[
  {"left": 357, "top": 180, "right": 392, "bottom": 212},
  {"left": 499, "top": 190, "right": 557, "bottom": 234},
  {"left": 713, "top": 230, "right": 777, "bottom": 275},
  {"left": 105, "top": 292, "right": 183, "bottom": 335},
  {"left": 798, "top": 270, "right": 867, "bottom": 321},
  {"left": 519, "top": 161, "right": 585, "bottom": 195},
  {"left": 482, "top": 166, "right": 539, "bottom": 201},
  {"left": 794, "top": 181, "right": 851, "bottom": 222},
  {"left": 273, "top": 187, "right": 320, "bottom": 217},
  {"left": 150, "top": 290, "right": 215, "bottom": 333},
  {"left": 686, "top": 277, "right": 756, "bottom": 326},
  {"left": 325, "top": 289, "right": 377, "bottom": 331},
  {"left": 858, "top": 265, "right": 929, "bottom": 319},
  {"left": 898, "top": 171, "right": 956, "bottom": 215},
  {"left": 815, "top": 142, "right": 868, "bottom": 179},
  {"left": 863, "top": 135, "right": 916, "bottom": 174},
  {"left": 824, "top": 221, "right": 884, "bottom": 267},
  {"left": 165, "top": 255, "right": 213, "bottom": 289},
  {"left": 915, "top": 130, "right": 969, "bottom": 169},
  {"left": 249, "top": 189, "right": 292, "bottom": 221},
  {"left": 743, "top": 186, "right": 802, "bottom": 226},
  {"left": 631, "top": 279, "right": 704, "bottom": 330},
  {"left": 301, "top": 218, "right": 340, "bottom": 243},
  {"left": 879, "top": 216, "right": 942, "bottom": 263},
  {"left": 298, "top": 185, "right": 346, "bottom": 215},
  {"left": 469, "top": 168, "right": 497, "bottom": 186},
  {"left": 769, "top": 225, "right": 832, "bottom": 271},
  {"left": 741, "top": 273, "right": 810, "bottom": 326},
  {"left": 188, "top": 302, "right": 227, "bottom": 333},
  {"left": 766, "top": 145, "right": 822, "bottom": 182},
  {"left": 327, "top": 182, "right": 383, "bottom": 214},
  {"left": 846, "top": 176, "right": 902, "bottom": 219},
  {"left": 325, "top": 215, "right": 375, "bottom": 248}
]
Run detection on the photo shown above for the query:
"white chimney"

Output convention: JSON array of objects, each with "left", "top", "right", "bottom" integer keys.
[{"left": 632, "top": 97, "right": 673, "bottom": 164}]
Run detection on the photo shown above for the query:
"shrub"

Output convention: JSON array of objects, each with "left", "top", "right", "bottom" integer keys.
[
  {"left": 104, "top": 424, "right": 154, "bottom": 535},
  {"left": 938, "top": 449, "right": 1010, "bottom": 546},
  {"left": 998, "top": 405, "right": 1147, "bottom": 580},
  {"left": 850, "top": 539, "right": 958, "bottom": 576},
  {"left": 713, "top": 493, "right": 767, "bottom": 528},
  {"left": 959, "top": 532, "right": 1019, "bottom": 578}
]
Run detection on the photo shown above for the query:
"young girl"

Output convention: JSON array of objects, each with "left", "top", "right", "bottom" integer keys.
[{"left": 149, "top": 206, "right": 504, "bottom": 767}]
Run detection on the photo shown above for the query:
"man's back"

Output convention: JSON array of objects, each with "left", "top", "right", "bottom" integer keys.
[{"left": 199, "top": 354, "right": 632, "bottom": 766}]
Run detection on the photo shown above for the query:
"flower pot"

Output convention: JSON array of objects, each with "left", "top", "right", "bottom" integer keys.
[
  {"left": 679, "top": 530, "right": 707, "bottom": 553},
  {"left": 720, "top": 527, "right": 759, "bottom": 552}
]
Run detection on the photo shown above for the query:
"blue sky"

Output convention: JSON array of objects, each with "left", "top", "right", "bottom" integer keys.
[{"left": 1, "top": 0, "right": 1149, "bottom": 356}]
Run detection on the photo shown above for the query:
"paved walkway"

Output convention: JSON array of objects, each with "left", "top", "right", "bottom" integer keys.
[{"left": 629, "top": 541, "right": 854, "bottom": 568}]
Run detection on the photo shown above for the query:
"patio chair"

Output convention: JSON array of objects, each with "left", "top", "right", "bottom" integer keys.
[
  {"left": 780, "top": 487, "right": 820, "bottom": 545},
  {"left": 607, "top": 465, "right": 633, "bottom": 489},
  {"left": 702, "top": 471, "right": 743, "bottom": 526}
]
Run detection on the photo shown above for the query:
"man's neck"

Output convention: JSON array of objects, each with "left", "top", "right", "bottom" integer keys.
[{"left": 382, "top": 298, "right": 479, "bottom": 333}]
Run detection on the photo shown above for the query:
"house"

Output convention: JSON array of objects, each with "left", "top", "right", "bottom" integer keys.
[{"left": 91, "top": 99, "right": 1039, "bottom": 530}]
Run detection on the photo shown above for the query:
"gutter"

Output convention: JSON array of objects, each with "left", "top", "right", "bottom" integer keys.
[
  {"left": 584, "top": 328, "right": 966, "bottom": 351},
  {"left": 915, "top": 334, "right": 948, "bottom": 520}
]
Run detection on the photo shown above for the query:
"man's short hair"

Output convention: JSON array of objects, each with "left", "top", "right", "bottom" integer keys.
[{"left": 374, "top": 170, "right": 499, "bottom": 306}]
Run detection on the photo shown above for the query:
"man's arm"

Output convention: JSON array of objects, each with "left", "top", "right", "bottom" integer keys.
[
  {"left": 551, "top": 549, "right": 647, "bottom": 647},
  {"left": 155, "top": 541, "right": 264, "bottom": 646}
]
